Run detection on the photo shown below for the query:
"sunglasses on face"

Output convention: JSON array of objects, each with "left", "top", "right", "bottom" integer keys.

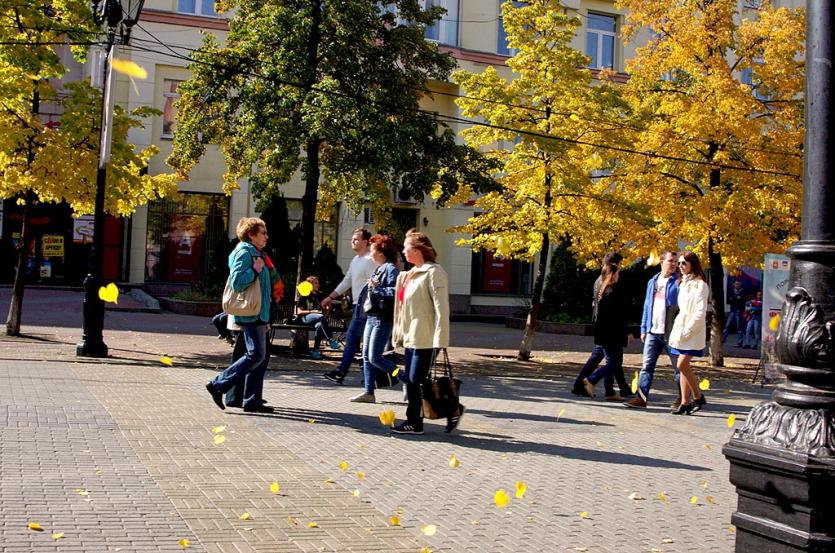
[{"left": 678, "top": 260, "right": 688, "bottom": 266}]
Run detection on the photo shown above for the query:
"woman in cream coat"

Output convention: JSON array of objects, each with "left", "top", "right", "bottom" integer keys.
[
  {"left": 668, "top": 250, "right": 710, "bottom": 415},
  {"left": 390, "top": 229, "right": 463, "bottom": 435}
]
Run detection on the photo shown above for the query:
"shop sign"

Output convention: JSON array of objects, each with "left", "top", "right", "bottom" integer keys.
[
  {"left": 42, "top": 234, "right": 65, "bottom": 257},
  {"left": 73, "top": 215, "right": 94, "bottom": 243}
]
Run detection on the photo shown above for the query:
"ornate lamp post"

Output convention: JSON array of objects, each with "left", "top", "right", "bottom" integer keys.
[
  {"left": 723, "top": 1, "right": 835, "bottom": 551},
  {"left": 76, "top": 0, "right": 145, "bottom": 357}
]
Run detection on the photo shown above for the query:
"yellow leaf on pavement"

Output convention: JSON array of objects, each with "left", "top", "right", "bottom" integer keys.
[
  {"left": 28, "top": 522, "right": 44, "bottom": 531},
  {"left": 557, "top": 408, "right": 566, "bottom": 421},
  {"left": 307, "top": 521, "right": 318, "bottom": 528},
  {"left": 631, "top": 371, "right": 639, "bottom": 394},
  {"left": 699, "top": 480, "right": 708, "bottom": 489},
  {"left": 213, "top": 434, "right": 226, "bottom": 445},
  {"left": 378, "top": 410, "right": 396, "bottom": 426},
  {"left": 628, "top": 492, "right": 645, "bottom": 500},
  {"left": 323, "top": 478, "right": 335, "bottom": 484},
  {"left": 339, "top": 461, "right": 349, "bottom": 471},
  {"left": 494, "top": 489, "right": 510, "bottom": 508},
  {"left": 421, "top": 524, "right": 437, "bottom": 536},
  {"left": 240, "top": 512, "right": 250, "bottom": 520},
  {"left": 727, "top": 414, "right": 737, "bottom": 428},
  {"left": 74, "top": 488, "right": 89, "bottom": 496},
  {"left": 270, "top": 482, "right": 280, "bottom": 494},
  {"left": 449, "top": 454, "right": 461, "bottom": 468},
  {"left": 356, "top": 471, "right": 366, "bottom": 480},
  {"left": 352, "top": 489, "right": 360, "bottom": 497},
  {"left": 287, "top": 516, "right": 298, "bottom": 525},
  {"left": 389, "top": 515, "right": 400, "bottom": 526},
  {"left": 580, "top": 511, "right": 588, "bottom": 519},
  {"left": 515, "top": 481, "right": 527, "bottom": 499},
  {"left": 690, "top": 496, "right": 699, "bottom": 504},
  {"left": 211, "top": 426, "right": 226, "bottom": 434},
  {"left": 420, "top": 548, "right": 432, "bottom": 553},
  {"left": 699, "top": 378, "right": 710, "bottom": 391},
  {"left": 178, "top": 538, "right": 190, "bottom": 548},
  {"left": 657, "top": 491, "right": 668, "bottom": 503},
  {"left": 51, "top": 532, "right": 65, "bottom": 540},
  {"left": 706, "top": 496, "right": 716, "bottom": 504},
  {"left": 160, "top": 356, "right": 174, "bottom": 367}
]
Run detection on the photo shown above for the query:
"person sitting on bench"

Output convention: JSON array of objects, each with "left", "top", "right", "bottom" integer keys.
[{"left": 295, "top": 276, "right": 339, "bottom": 359}]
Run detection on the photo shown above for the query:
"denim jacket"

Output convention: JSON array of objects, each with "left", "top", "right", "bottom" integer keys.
[
  {"left": 640, "top": 272, "right": 679, "bottom": 335},
  {"left": 229, "top": 241, "right": 272, "bottom": 324},
  {"left": 365, "top": 262, "right": 399, "bottom": 321}
]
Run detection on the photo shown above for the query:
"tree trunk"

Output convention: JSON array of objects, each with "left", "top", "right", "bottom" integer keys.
[
  {"left": 518, "top": 233, "right": 550, "bottom": 360},
  {"left": 298, "top": 137, "right": 322, "bottom": 285},
  {"left": 6, "top": 191, "right": 35, "bottom": 336},
  {"left": 707, "top": 237, "right": 725, "bottom": 367}
]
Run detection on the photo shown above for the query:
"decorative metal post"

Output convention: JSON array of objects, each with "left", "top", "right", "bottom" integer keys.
[{"left": 722, "top": 1, "right": 835, "bottom": 552}]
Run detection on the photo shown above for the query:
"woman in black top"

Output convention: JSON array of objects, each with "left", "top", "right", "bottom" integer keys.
[{"left": 582, "top": 262, "right": 633, "bottom": 398}]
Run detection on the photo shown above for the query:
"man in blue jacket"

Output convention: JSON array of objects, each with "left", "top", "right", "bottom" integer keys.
[{"left": 625, "top": 251, "right": 680, "bottom": 409}]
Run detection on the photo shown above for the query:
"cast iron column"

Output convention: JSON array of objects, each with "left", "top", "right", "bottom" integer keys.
[{"left": 722, "top": 1, "right": 835, "bottom": 552}]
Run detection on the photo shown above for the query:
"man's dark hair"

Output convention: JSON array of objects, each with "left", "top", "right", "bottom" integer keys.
[{"left": 352, "top": 227, "right": 372, "bottom": 241}]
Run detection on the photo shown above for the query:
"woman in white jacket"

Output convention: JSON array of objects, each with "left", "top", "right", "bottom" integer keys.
[
  {"left": 668, "top": 251, "right": 709, "bottom": 415},
  {"left": 391, "top": 229, "right": 463, "bottom": 435}
]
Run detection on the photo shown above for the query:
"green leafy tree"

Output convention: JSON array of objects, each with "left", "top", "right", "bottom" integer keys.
[
  {"left": 591, "top": 0, "right": 806, "bottom": 365},
  {"left": 0, "top": 1, "right": 177, "bottom": 335},
  {"left": 452, "top": 0, "right": 625, "bottom": 360},
  {"left": 169, "top": 0, "right": 496, "bottom": 283}
]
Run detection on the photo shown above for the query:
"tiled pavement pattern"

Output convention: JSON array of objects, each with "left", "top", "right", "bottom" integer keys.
[{"left": 0, "top": 289, "right": 770, "bottom": 552}]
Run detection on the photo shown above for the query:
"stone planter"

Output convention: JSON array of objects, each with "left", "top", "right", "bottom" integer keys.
[
  {"left": 505, "top": 317, "right": 593, "bottom": 336},
  {"left": 159, "top": 297, "right": 221, "bottom": 318}
]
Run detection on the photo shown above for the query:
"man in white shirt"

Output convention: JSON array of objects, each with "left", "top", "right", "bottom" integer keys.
[
  {"left": 625, "top": 251, "right": 680, "bottom": 408},
  {"left": 322, "top": 228, "right": 376, "bottom": 384}
]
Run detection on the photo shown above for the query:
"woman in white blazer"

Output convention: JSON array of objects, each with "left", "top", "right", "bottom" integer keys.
[
  {"left": 390, "top": 229, "right": 463, "bottom": 435},
  {"left": 668, "top": 250, "right": 710, "bottom": 415}
]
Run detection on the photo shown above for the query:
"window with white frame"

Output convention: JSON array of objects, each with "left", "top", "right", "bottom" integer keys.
[
  {"left": 497, "top": 1, "right": 526, "bottom": 56},
  {"left": 740, "top": 66, "right": 769, "bottom": 101},
  {"left": 586, "top": 13, "right": 616, "bottom": 69},
  {"left": 423, "top": 0, "right": 459, "bottom": 46},
  {"left": 161, "top": 79, "right": 183, "bottom": 139},
  {"left": 177, "top": 0, "right": 217, "bottom": 17}
]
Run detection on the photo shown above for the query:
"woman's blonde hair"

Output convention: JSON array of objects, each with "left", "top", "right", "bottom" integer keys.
[
  {"left": 404, "top": 228, "right": 437, "bottom": 263},
  {"left": 598, "top": 262, "right": 620, "bottom": 299},
  {"left": 236, "top": 217, "right": 266, "bottom": 242}
]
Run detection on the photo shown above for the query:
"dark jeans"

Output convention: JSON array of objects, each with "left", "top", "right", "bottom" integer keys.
[
  {"left": 224, "top": 331, "right": 270, "bottom": 408},
  {"left": 587, "top": 345, "right": 625, "bottom": 392},
  {"left": 723, "top": 308, "right": 744, "bottom": 345},
  {"left": 302, "top": 313, "right": 331, "bottom": 350},
  {"left": 403, "top": 348, "right": 436, "bottom": 427},
  {"left": 573, "top": 345, "right": 628, "bottom": 397},
  {"left": 212, "top": 323, "right": 268, "bottom": 409},
  {"left": 336, "top": 303, "right": 367, "bottom": 377}
]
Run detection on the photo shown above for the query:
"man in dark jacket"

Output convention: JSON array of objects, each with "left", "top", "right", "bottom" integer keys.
[
  {"left": 625, "top": 251, "right": 680, "bottom": 409},
  {"left": 722, "top": 280, "right": 746, "bottom": 347}
]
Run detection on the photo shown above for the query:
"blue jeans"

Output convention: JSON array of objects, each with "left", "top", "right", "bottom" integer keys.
[
  {"left": 573, "top": 345, "right": 627, "bottom": 396},
  {"left": 212, "top": 323, "right": 268, "bottom": 409},
  {"left": 336, "top": 303, "right": 367, "bottom": 376},
  {"left": 745, "top": 318, "right": 761, "bottom": 348},
  {"left": 362, "top": 317, "right": 396, "bottom": 394},
  {"left": 723, "top": 308, "right": 744, "bottom": 345},
  {"left": 637, "top": 333, "right": 679, "bottom": 403},
  {"left": 403, "top": 348, "right": 435, "bottom": 426},
  {"left": 587, "top": 345, "right": 625, "bottom": 391},
  {"left": 302, "top": 313, "right": 331, "bottom": 350}
]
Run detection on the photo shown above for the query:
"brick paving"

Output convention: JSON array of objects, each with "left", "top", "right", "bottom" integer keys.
[{"left": 0, "top": 289, "right": 770, "bottom": 552}]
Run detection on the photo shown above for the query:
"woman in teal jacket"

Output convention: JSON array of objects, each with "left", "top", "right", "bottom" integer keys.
[{"left": 206, "top": 217, "right": 275, "bottom": 413}]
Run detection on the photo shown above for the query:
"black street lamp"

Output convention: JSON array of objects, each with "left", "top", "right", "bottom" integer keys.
[
  {"left": 76, "top": 0, "right": 145, "bottom": 357},
  {"left": 723, "top": 1, "right": 835, "bottom": 551}
]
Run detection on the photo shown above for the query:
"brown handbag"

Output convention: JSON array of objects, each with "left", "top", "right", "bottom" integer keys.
[
  {"left": 222, "top": 275, "right": 261, "bottom": 317},
  {"left": 421, "top": 349, "right": 461, "bottom": 420}
]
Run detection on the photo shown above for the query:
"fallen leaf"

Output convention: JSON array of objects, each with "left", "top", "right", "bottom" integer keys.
[
  {"left": 699, "top": 378, "right": 711, "bottom": 391},
  {"left": 421, "top": 524, "right": 437, "bottom": 536},
  {"left": 308, "top": 419, "right": 316, "bottom": 424},
  {"left": 213, "top": 434, "right": 226, "bottom": 445},
  {"left": 595, "top": 441, "right": 604, "bottom": 448},
  {"left": 307, "top": 522, "right": 318, "bottom": 528},
  {"left": 270, "top": 482, "right": 280, "bottom": 494},
  {"left": 178, "top": 538, "right": 190, "bottom": 548},
  {"left": 706, "top": 496, "right": 716, "bottom": 504},
  {"left": 51, "top": 532, "right": 65, "bottom": 540},
  {"left": 574, "top": 548, "right": 588, "bottom": 552},
  {"left": 631, "top": 371, "right": 639, "bottom": 394},
  {"left": 471, "top": 520, "right": 480, "bottom": 525},
  {"left": 690, "top": 496, "right": 699, "bottom": 504},
  {"left": 287, "top": 516, "right": 298, "bottom": 526},
  {"left": 729, "top": 526, "right": 736, "bottom": 533},
  {"left": 74, "top": 488, "right": 89, "bottom": 496},
  {"left": 515, "top": 481, "right": 527, "bottom": 499},
  {"left": 699, "top": 480, "right": 708, "bottom": 489},
  {"left": 704, "top": 444, "right": 714, "bottom": 450},
  {"left": 211, "top": 426, "right": 226, "bottom": 434},
  {"left": 352, "top": 489, "right": 360, "bottom": 497},
  {"left": 580, "top": 511, "right": 589, "bottom": 519},
  {"left": 356, "top": 471, "right": 366, "bottom": 480},
  {"left": 662, "top": 538, "right": 674, "bottom": 544},
  {"left": 28, "top": 522, "right": 44, "bottom": 531},
  {"left": 657, "top": 491, "right": 668, "bottom": 503},
  {"left": 449, "top": 454, "right": 461, "bottom": 468},
  {"left": 239, "top": 512, "right": 250, "bottom": 520},
  {"left": 160, "top": 356, "right": 174, "bottom": 367},
  {"left": 389, "top": 515, "right": 400, "bottom": 526},
  {"left": 628, "top": 492, "right": 645, "bottom": 500},
  {"left": 420, "top": 548, "right": 431, "bottom": 553},
  {"left": 494, "top": 489, "right": 510, "bottom": 508},
  {"left": 727, "top": 414, "right": 737, "bottom": 428},
  {"left": 339, "top": 461, "right": 349, "bottom": 471},
  {"left": 323, "top": 478, "right": 335, "bottom": 484},
  {"left": 378, "top": 410, "right": 396, "bottom": 426},
  {"left": 557, "top": 408, "right": 566, "bottom": 420}
]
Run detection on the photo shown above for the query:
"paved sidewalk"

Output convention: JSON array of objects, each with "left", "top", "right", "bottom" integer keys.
[{"left": 0, "top": 290, "right": 769, "bottom": 552}]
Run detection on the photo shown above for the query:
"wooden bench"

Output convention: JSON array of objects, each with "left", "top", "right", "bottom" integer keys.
[{"left": 269, "top": 302, "right": 350, "bottom": 353}]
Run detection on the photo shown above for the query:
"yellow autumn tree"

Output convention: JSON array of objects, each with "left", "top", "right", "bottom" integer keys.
[
  {"left": 452, "top": 0, "right": 628, "bottom": 360},
  {"left": 0, "top": 1, "right": 177, "bottom": 335},
  {"left": 586, "top": 0, "right": 805, "bottom": 365}
]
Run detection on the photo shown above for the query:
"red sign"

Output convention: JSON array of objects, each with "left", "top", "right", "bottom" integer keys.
[
  {"left": 166, "top": 214, "right": 204, "bottom": 282},
  {"left": 482, "top": 251, "right": 511, "bottom": 293}
]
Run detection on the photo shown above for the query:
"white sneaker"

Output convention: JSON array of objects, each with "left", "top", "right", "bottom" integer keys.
[{"left": 349, "top": 392, "right": 376, "bottom": 403}]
